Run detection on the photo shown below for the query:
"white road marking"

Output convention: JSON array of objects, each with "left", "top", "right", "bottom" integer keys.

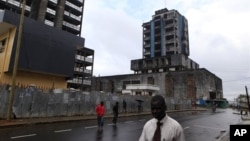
[
  {"left": 193, "top": 125, "right": 226, "bottom": 130},
  {"left": 85, "top": 125, "right": 98, "bottom": 129},
  {"left": 125, "top": 121, "right": 134, "bottom": 123},
  {"left": 54, "top": 129, "right": 72, "bottom": 133},
  {"left": 11, "top": 134, "right": 36, "bottom": 139},
  {"left": 184, "top": 126, "right": 190, "bottom": 130},
  {"left": 107, "top": 123, "right": 118, "bottom": 126}
]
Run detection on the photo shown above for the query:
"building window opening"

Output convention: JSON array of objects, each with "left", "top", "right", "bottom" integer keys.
[
  {"left": 136, "top": 91, "right": 141, "bottom": 95},
  {"left": 0, "top": 39, "right": 6, "bottom": 53}
]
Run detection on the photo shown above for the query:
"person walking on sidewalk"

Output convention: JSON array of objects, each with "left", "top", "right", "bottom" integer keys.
[
  {"left": 139, "top": 95, "right": 185, "bottom": 141},
  {"left": 95, "top": 101, "right": 105, "bottom": 131},
  {"left": 123, "top": 100, "right": 127, "bottom": 113},
  {"left": 112, "top": 102, "right": 119, "bottom": 125}
]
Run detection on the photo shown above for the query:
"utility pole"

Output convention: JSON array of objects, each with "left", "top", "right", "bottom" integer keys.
[
  {"left": 7, "top": 0, "right": 26, "bottom": 120},
  {"left": 245, "top": 86, "right": 250, "bottom": 113}
]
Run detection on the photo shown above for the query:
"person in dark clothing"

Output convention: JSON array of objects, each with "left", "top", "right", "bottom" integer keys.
[
  {"left": 112, "top": 102, "right": 119, "bottom": 125},
  {"left": 138, "top": 101, "right": 143, "bottom": 112},
  {"left": 123, "top": 100, "right": 127, "bottom": 113}
]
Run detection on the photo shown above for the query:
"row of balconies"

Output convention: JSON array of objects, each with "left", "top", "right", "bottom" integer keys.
[
  {"left": 143, "top": 45, "right": 177, "bottom": 53},
  {"left": 143, "top": 19, "right": 178, "bottom": 33},
  {"left": 166, "top": 38, "right": 178, "bottom": 44},
  {"left": 143, "top": 28, "right": 177, "bottom": 39},
  {"left": 132, "top": 57, "right": 171, "bottom": 67},
  {"left": 143, "top": 44, "right": 150, "bottom": 48},
  {"left": 75, "top": 55, "right": 93, "bottom": 63},
  {"left": 45, "top": 10, "right": 81, "bottom": 32},
  {"left": 143, "top": 37, "right": 174, "bottom": 45},
  {"left": 131, "top": 62, "right": 170, "bottom": 71},
  {"left": 64, "top": 11, "right": 81, "bottom": 22},
  {"left": 165, "top": 31, "right": 176, "bottom": 36},
  {"left": 139, "top": 55, "right": 191, "bottom": 67},
  {"left": 131, "top": 57, "right": 194, "bottom": 72},
  {"left": 164, "top": 17, "right": 178, "bottom": 24},
  {"left": 74, "top": 67, "right": 92, "bottom": 74},
  {"left": 47, "top": 0, "right": 82, "bottom": 30},
  {"left": 143, "top": 51, "right": 150, "bottom": 55},
  {"left": 67, "top": 0, "right": 84, "bottom": 6},
  {"left": 166, "top": 11, "right": 175, "bottom": 17},
  {"left": 44, "top": 19, "right": 54, "bottom": 26},
  {"left": 3, "top": 0, "right": 31, "bottom": 11},
  {"left": 165, "top": 23, "right": 177, "bottom": 28},
  {"left": 50, "top": 0, "right": 84, "bottom": 5},
  {"left": 3, "top": 0, "right": 81, "bottom": 32},
  {"left": 65, "top": 1, "right": 82, "bottom": 12},
  {"left": 67, "top": 79, "right": 91, "bottom": 85},
  {"left": 143, "top": 21, "right": 178, "bottom": 32},
  {"left": 47, "top": 0, "right": 82, "bottom": 22},
  {"left": 3, "top": 0, "right": 82, "bottom": 16},
  {"left": 62, "top": 21, "right": 80, "bottom": 31},
  {"left": 143, "top": 39, "right": 178, "bottom": 48}
]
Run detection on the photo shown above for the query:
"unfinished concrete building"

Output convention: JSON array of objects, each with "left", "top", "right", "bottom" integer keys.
[
  {"left": 92, "top": 69, "right": 223, "bottom": 101},
  {"left": 0, "top": 0, "right": 84, "bottom": 36},
  {"left": 0, "top": 0, "right": 94, "bottom": 91},
  {"left": 91, "top": 8, "right": 223, "bottom": 103},
  {"left": 131, "top": 8, "right": 199, "bottom": 74}
]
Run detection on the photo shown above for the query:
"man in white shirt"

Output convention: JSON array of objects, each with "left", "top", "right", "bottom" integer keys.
[{"left": 139, "top": 95, "right": 185, "bottom": 141}]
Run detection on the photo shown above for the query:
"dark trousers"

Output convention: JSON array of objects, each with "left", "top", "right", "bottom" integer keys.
[
  {"left": 112, "top": 114, "right": 118, "bottom": 124},
  {"left": 97, "top": 116, "right": 104, "bottom": 127}
]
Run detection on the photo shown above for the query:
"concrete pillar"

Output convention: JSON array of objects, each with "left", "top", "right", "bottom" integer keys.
[
  {"left": 30, "top": 0, "right": 48, "bottom": 22},
  {"left": 165, "top": 74, "right": 173, "bottom": 97},
  {"left": 29, "top": 0, "right": 40, "bottom": 20},
  {"left": 54, "top": 0, "right": 66, "bottom": 29},
  {"left": 187, "top": 73, "right": 196, "bottom": 99}
]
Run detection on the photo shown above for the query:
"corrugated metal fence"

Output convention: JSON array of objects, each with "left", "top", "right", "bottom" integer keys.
[{"left": 0, "top": 84, "right": 192, "bottom": 119}]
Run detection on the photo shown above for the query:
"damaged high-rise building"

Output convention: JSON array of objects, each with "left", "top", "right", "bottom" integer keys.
[
  {"left": 131, "top": 8, "right": 198, "bottom": 73},
  {"left": 0, "top": 0, "right": 94, "bottom": 91},
  {"left": 91, "top": 8, "right": 223, "bottom": 102}
]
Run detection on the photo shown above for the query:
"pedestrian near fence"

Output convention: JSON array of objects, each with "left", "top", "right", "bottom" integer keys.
[
  {"left": 95, "top": 101, "right": 105, "bottom": 131},
  {"left": 123, "top": 100, "right": 127, "bottom": 113},
  {"left": 112, "top": 102, "right": 119, "bottom": 125}
]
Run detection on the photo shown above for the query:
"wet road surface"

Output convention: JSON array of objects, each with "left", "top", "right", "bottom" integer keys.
[{"left": 0, "top": 108, "right": 242, "bottom": 141}]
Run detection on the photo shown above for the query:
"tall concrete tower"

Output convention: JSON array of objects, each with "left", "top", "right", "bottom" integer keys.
[
  {"left": 0, "top": 0, "right": 94, "bottom": 91},
  {"left": 0, "top": 0, "right": 84, "bottom": 36},
  {"left": 143, "top": 8, "right": 189, "bottom": 58},
  {"left": 131, "top": 8, "right": 199, "bottom": 74}
]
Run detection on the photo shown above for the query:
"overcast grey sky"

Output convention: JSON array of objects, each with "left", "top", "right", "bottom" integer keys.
[{"left": 82, "top": 0, "right": 250, "bottom": 101}]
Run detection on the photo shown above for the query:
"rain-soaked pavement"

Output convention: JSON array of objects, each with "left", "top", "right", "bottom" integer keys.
[
  {"left": 179, "top": 108, "right": 242, "bottom": 141},
  {"left": 0, "top": 108, "right": 242, "bottom": 141}
]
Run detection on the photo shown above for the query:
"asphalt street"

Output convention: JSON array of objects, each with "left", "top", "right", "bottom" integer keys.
[{"left": 0, "top": 108, "right": 242, "bottom": 141}]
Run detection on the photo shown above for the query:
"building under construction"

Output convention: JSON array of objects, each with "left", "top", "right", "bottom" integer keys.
[
  {"left": 0, "top": 0, "right": 94, "bottom": 91},
  {"left": 91, "top": 8, "right": 223, "bottom": 102}
]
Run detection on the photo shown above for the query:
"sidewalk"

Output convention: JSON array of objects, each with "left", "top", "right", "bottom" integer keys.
[{"left": 0, "top": 108, "right": 207, "bottom": 128}]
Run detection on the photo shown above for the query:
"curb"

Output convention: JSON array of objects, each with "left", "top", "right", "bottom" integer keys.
[
  {"left": 0, "top": 112, "right": 152, "bottom": 128},
  {"left": 0, "top": 109, "right": 208, "bottom": 128}
]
